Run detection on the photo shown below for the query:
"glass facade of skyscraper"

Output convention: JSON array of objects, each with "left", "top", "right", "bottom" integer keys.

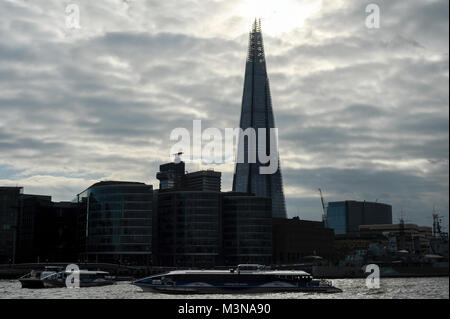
[
  {"left": 77, "top": 181, "right": 153, "bottom": 265},
  {"left": 222, "top": 193, "right": 272, "bottom": 265},
  {"left": 232, "top": 20, "right": 287, "bottom": 219},
  {"left": 157, "top": 191, "right": 221, "bottom": 267}
]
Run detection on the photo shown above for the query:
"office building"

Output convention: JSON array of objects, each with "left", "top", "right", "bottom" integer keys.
[
  {"left": 156, "top": 190, "right": 222, "bottom": 267},
  {"left": 155, "top": 159, "right": 273, "bottom": 267},
  {"left": 222, "top": 192, "right": 272, "bottom": 266},
  {"left": 77, "top": 181, "right": 154, "bottom": 265},
  {"left": 184, "top": 170, "right": 221, "bottom": 192},
  {"left": 327, "top": 200, "right": 392, "bottom": 235},
  {"left": 1, "top": 187, "right": 80, "bottom": 263},
  {"left": 0, "top": 187, "right": 22, "bottom": 264},
  {"left": 156, "top": 161, "right": 185, "bottom": 190}
]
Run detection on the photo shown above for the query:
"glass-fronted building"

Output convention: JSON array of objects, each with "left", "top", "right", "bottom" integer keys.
[
  {"left": 327, "top": 200, "right": 392, "bottom": 235},
  {"left": 327, "top": 202, "right": 347, "bottom": 235},
  {"left": 157, "top": 191, "right": 222, "bottom": 267},
  {"left": 222, "top": 192, "right": 272, "bottom": 266},
  {"left": 77, "top": 181, "right": 153, "bottom": 265}
]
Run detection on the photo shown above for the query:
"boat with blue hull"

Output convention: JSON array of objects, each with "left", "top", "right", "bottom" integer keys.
[
  {"left": 41, "top": 270, "right": 115, "bottom": 288},
  {"left": 19, "top": 266, "right": 63, "bottom": 289},
  {"left": 134, "top": 264, "right": 342, "bottom": 294}
]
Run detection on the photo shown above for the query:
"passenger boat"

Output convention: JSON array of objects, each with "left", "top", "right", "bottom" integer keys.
[
  {"left": 19, "top": 266, "right": 63, "bottom": 288},
  {"left": 133, "top": 264, "right": 342, "bottom": 294},
  {"left": 41, "top": 270, "right": 115, "bottom": 288}
]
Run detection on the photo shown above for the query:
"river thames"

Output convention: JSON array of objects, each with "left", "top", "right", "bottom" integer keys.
[{"left": 0, "top": 277, "right": 448, "bottom": 299}]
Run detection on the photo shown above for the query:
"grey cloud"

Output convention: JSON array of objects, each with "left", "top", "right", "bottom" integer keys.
[{"left": 0, "top": 0, "right": 447, "bottom": 229}]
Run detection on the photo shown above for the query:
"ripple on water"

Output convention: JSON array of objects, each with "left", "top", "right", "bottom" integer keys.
[{"left": 0, "top": 277, "right": 448, "bottom": 299}]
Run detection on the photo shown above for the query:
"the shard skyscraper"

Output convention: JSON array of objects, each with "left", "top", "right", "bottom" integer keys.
[{"left": 232, "top": 20, "right": 287, "bottom": 219}]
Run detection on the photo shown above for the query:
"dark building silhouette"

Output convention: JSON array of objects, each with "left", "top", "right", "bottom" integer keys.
[
  {"left": 77, "top": 181, "right": 154, "bottom": 265},
  {"left": 16, "top": 194, "right": 53, "bottom": 263},
  {"left": 184, "top": 170, "right": 221, "bottom": 192},
  {"left": 156, "top": 161, "right": 221, "bottom": 192},
  {"left": 0, "top": 187, "right": 22, "bottom": 264},
  {"left": 155, "top": 161, "right": 272, "bottom": 267},
  {"left": 156, "top": 162, "right": 185, "bottom": 190},
  {"left": 272, "top": 217, "right": 335, "bottom": 264},
  {"left": 327, "top": 200, "right": 392, "bottom": 235},
  {"left": 52, "top": 201, "right": 82, "bottom": 262},
  {"left": 232, "top": 20, "right": 287, "bottom": 219},
  {"left": 222, "top": 192, "right": 272, "bottom": 266},
  {"left": 157, "top": 190, "right": 222, "bottom": 267},
  {"left": 0, "top": 187, "right": 80, "bottom": 264},
  {"left": 359, "top": 223, "right": 432, "bottom": 253}
]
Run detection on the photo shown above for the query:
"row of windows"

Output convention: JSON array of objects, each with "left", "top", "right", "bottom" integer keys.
[
  {"left": 160, "top": 224, "right": 219, "bottom": 231},
  {"left": 223, "top": 217, "right": 272, "bottom": 224},
  {"left": 162, "top": 201, "right": 220, "bottom": 207},
  {"left": 224, "top": 206, "right": 271, "bottom": 212},
  {"left": 158, "top": 230, "right": 219, "bottom": 238},
  {"left": 89, "top": 227, "right": 152, "bottom": 235},
  {"left": 174, "top": 247, "right": 218, "bottom": 254},
  {"left": 223, "top": 211, "right": 271, "bottom": 218},
  {"left": 158, "top": 239, "right": 219, "bottom": 246},
  {"left": 89, "top": 219, "right": 152, "bottom": 227},
  {"left": 224, "top": 247, "right": 272, "bottom": 255},
  {"left": 158, "top": 246, "right": 219, "bottom": 254},
  {"left": 89, "top": 211, "right": 152, "bottom": 219},
  {"left": 158, "top": 193, "right": 220, "bottom": 201},
  {"left": 223, "top": 225, "right": 272, "bottom": 233},
  {"left": 89, "top": 194, "right": 153, "bottom": 202},
  {"left": 158, "top": 208, "right": 220, "bottom": 215},
  {"left": 167, "top": 216, "right": 218, "bottom": 223},
  {"left": 87, "top": 244, "right": 151, "bottom": 252},
  {"left": 89, "top": 202, "right": 152, "bottom": 211},
  {"left": 161, "top": 210, "right": 218, "bottom": 222},
  {"left": 223, "top": 239, "right": 272, "bottom": 247},
  {"left": 88, "top": 186, "right": 153, "bottom": 195},
  {"left": 223, "top": 233, "right": 272, "bottom": 241}
]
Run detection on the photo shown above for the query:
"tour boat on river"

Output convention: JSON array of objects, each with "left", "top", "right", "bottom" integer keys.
[
  {"left": 41, "top": 270, "right": 115, "bottom": 288},
  {"left": 133, "top": 264, "right": 342, "bottom": 294},
  {"left": 19, "top": 266, "right": 63, "bottom": 288}
]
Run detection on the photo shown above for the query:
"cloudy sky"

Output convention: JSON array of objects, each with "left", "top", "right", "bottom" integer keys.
[{"left": 0, "top": 0, "right": 448, "bottom": 228}]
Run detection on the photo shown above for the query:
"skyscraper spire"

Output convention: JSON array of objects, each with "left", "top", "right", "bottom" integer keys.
[
  {"left": 233, "top": 21, "right": 287, "bottom": 219},
  {"left": 247, "top": 18, "right": 265, "bottom": 63}
]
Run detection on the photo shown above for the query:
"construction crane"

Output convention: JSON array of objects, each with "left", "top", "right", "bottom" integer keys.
[{"left": 318, "top": 188, "right": 327, "bottom": 227}]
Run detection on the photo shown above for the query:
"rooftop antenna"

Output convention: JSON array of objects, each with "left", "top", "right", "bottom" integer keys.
[
  {"left": 172, "top": 152, "right": 183, "bottom": 164},
  {"left": 398, "top": 208, "right": 410, "bottom": 224},
  {"left": 432, "top": 206, "right": 448, "bottom": 239},
  {"left": 252, "top": 18, "right": 257, "bottom": 32}
]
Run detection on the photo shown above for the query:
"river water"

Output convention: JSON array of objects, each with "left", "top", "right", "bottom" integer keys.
[{"left": 0, "top": 277, "right": 448, "bottom": 299}]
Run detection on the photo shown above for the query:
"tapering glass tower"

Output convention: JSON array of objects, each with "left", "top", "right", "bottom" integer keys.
[{"left": 232, "top": 20, "right": 287, "bottom": 219}]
